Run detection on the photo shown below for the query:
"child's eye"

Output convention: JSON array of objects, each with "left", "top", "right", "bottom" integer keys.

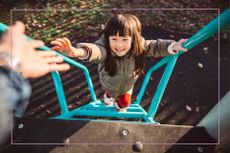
[{"left": 123, "top": 39, "right": 128, "bottom": 41}]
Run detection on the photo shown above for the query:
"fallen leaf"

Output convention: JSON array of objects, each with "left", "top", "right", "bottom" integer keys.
[
  {"left": 186, "top": 105, "right": 192, "bottom": 111},
  {"left": 46, "top": 110, "right": 51, "bottom": 114},
  {"left": 197, "top": 62, "right": 204, "bottom": 69},
  {"left": 196, "top": 106, "right": 200, "bottom": 112}
]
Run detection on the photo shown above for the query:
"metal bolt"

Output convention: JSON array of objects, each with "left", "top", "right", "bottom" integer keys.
[
  {"left": 18, "top": 124, "right": 23, "bottom": 129},
  {"left": 63, "top": 138, "right": 70, "bottom": 144},
  {"left": 122, "top": 129, "right": 129, "bottom": 136},
  {"left": 133, "top": 141, "right": 143, "bottom": 152},
  {"left": 197, "top": 146, "right": 204, "bottom": 152}
]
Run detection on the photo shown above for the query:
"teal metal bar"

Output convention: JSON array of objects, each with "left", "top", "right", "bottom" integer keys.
[
  {"left": 51, "top": 72, "right": 69, "bottom": 114},
  {"left": 0, "top": 23, "right": 7, "bottom": 31},
  {"left": 180, "top": 8, "right": 230, "bottom": 51},
  {"left": 143, "top": 8, "right": 230, "bottom": 121},
  {"left": 79, "top": 102, "right": 143, "bottom": 112},
  {"left": 134, "top": 56, "right": 171, "bottom": 104},
  {"left": 57, "top": 109, "right": 145, "bottom": 119},
  {"left": 147, "top": 55, "right": 178, "bottom": 119},
  {"left": 32, "top": 45, "right": 98, "bottom": 103}
]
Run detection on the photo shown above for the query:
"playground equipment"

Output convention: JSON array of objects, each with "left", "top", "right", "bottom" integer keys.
[
  {"left": 0, "top": 8, "right": 230, "bottom": 153},
  {"left": 0, "top": 8, "right": 229, "bottom": 124}
]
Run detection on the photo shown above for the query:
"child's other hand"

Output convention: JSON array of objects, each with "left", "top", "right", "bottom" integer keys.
[
  {"left": 172, "top": 39, "right": 188, "bottom": 53},
  {"left": 51, "top": 37, "right": 75, "bottom": 57}
]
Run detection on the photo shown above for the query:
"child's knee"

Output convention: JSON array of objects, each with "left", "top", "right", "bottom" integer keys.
[{"left": 117, "top": 93, "right": 131, "bottom": 108}]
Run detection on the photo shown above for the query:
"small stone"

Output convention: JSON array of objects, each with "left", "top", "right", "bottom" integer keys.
[
  {"left": 186, "top": 105, "right": 192, "bottom": 111},
  {"left": 145, "top": 91, "right": 150, "bottom": 96},
  {"left": 203, "top": 47, "right": 208, "bottom": 51},
  {"left": 68, "top": 104, "right": 75, "bottom": 109},
  {"left": 196, "top": 106, "right": 200, "bottom": 112},
  {"left": 71, "top": 19, "right": 77, "bottom": 23},
  {"left": 197, "top": 62, "right": 204, "bottom": 69},
  {"left": 150, "top": 77, "right": 154, "bottom": 81},
  {"left": 46, "top": 110, "right": 51, "bottom": 114},
  {"left": 64, "top": 138, "right": 70, "bottom": 144},
  {"left": 203, "top": 47, "right": 208, "bottom": 54},
  {"left": 169, "top": 34, "right": 175, "bottom": 38}
]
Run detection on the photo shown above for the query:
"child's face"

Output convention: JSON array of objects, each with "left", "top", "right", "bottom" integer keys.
[{"left": 109, "top": 33, "right": 132, "bottom": 57}]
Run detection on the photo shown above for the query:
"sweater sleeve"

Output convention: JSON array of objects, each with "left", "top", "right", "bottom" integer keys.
[
  {"left": 76, "top": 39, "right": 107, "bottom": 63},
  {"left": 143, "top": 38, "right": 176, "bottom": 58}
]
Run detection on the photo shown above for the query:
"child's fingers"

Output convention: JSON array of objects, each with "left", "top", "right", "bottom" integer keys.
[
  {"left": 50, "top": 41, "right": 64, "bottom": 47},
  {"left": 56, "top": 38, "right": 67, "bottom": 46},
  {"left": 179, "top": 39, "right": 188, "bottom": 45},
  {"left": 180, "top": 47, "right": 188, "bottom": 52},
  {"left": 51, "top": 46, "right": 61, "bottom": 51},
  {"left": 179, "top": 39, "right": 188, "bottom": 52},
  {"left": 62, "top": 37, "right": 72, "bottom": 47}
]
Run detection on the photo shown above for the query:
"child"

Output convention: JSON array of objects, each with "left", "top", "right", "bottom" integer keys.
[{"left": 51, "top": 13, "right": 187, "bottom": 111}]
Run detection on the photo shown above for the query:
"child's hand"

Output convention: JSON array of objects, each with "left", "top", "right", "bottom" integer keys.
[
  {"left": 51, "top": 37, "right": 75, "bottom": 57},
  {"left": 168, "top": 39, "right": 188, "bottom": 54},
  {"left": 173, "top": 39, "right": 188, "bottom": 52}
]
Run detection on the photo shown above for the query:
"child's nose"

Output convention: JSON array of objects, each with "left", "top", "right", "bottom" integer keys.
[{"left": 116, "top": 42, "right": 123, "bottom": 48}]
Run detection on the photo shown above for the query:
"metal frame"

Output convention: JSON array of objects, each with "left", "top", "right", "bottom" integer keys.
[{"left": 0, "top": 8, "right": 229, "bottom": 124}]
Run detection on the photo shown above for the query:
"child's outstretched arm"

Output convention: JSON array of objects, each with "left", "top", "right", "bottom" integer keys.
[
  {"left": 144, "top": 38, "right": 187, "bottom": 58},
  {"left": 51, "top": 37, "right": 107, "bottom": 63},
  {"left": 51, "top": 37, "right": 87, "bottom": 58}
]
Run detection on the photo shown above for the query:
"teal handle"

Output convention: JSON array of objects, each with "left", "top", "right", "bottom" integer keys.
[{"left": 182, "top": 8, "right": 230, "bottom": 51}]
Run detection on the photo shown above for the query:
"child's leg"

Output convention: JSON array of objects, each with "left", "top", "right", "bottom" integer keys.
[
  {"left": 117, "top": 88, "right": 133, "bottom": 109},
  {"left": 103, "top": 91, "right": 116, "bottom": 106}
]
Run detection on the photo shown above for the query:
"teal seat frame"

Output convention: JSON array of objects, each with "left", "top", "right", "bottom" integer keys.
[{"left": 0, "top": 8, "right": 229, "bottom": 124}]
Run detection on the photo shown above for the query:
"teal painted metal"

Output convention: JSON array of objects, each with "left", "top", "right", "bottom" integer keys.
[
  {"left": 181, "top": 8, "right": 230, "bottom": 51},
  {"left": 197, "top": 91, "right": 230, "bottom": 141},
  {"left": 134, "top": 56, "right": 171, "bottom": 104},
  {"left": 0, "top": 8, "right": 229, "bottom": 124},
  {"left": 147, "top": 55, "right": 178, "bottom": 119},
  {"left": 31, "top": 45, "right": 98, "bottom": 114}
]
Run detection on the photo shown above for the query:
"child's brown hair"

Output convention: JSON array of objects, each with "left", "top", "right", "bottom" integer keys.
[{"left": 101, "top": 13, "right": 144, "bottom": 76}]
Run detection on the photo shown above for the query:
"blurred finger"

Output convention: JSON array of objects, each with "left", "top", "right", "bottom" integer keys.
[
  {"left": 50, "top": 41, "right": 64, "bottom": 47},
  {"left": 51, "top": 46, "right": 61, "bottom": 51},
  {"left": 13, "top": 21, "right": 25, "bottom": 35},
  {"left": 37, "top": 51, "right": 56, "bottom": 58},
  {"left": 49, "top": 63, "right": 70, "bottom": 72},
  {"left": 46, "top": 56, "right": 64, "bottom": 64},
  {"left": 29, "top": 40, "right": 45, "bottom": 49}
]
